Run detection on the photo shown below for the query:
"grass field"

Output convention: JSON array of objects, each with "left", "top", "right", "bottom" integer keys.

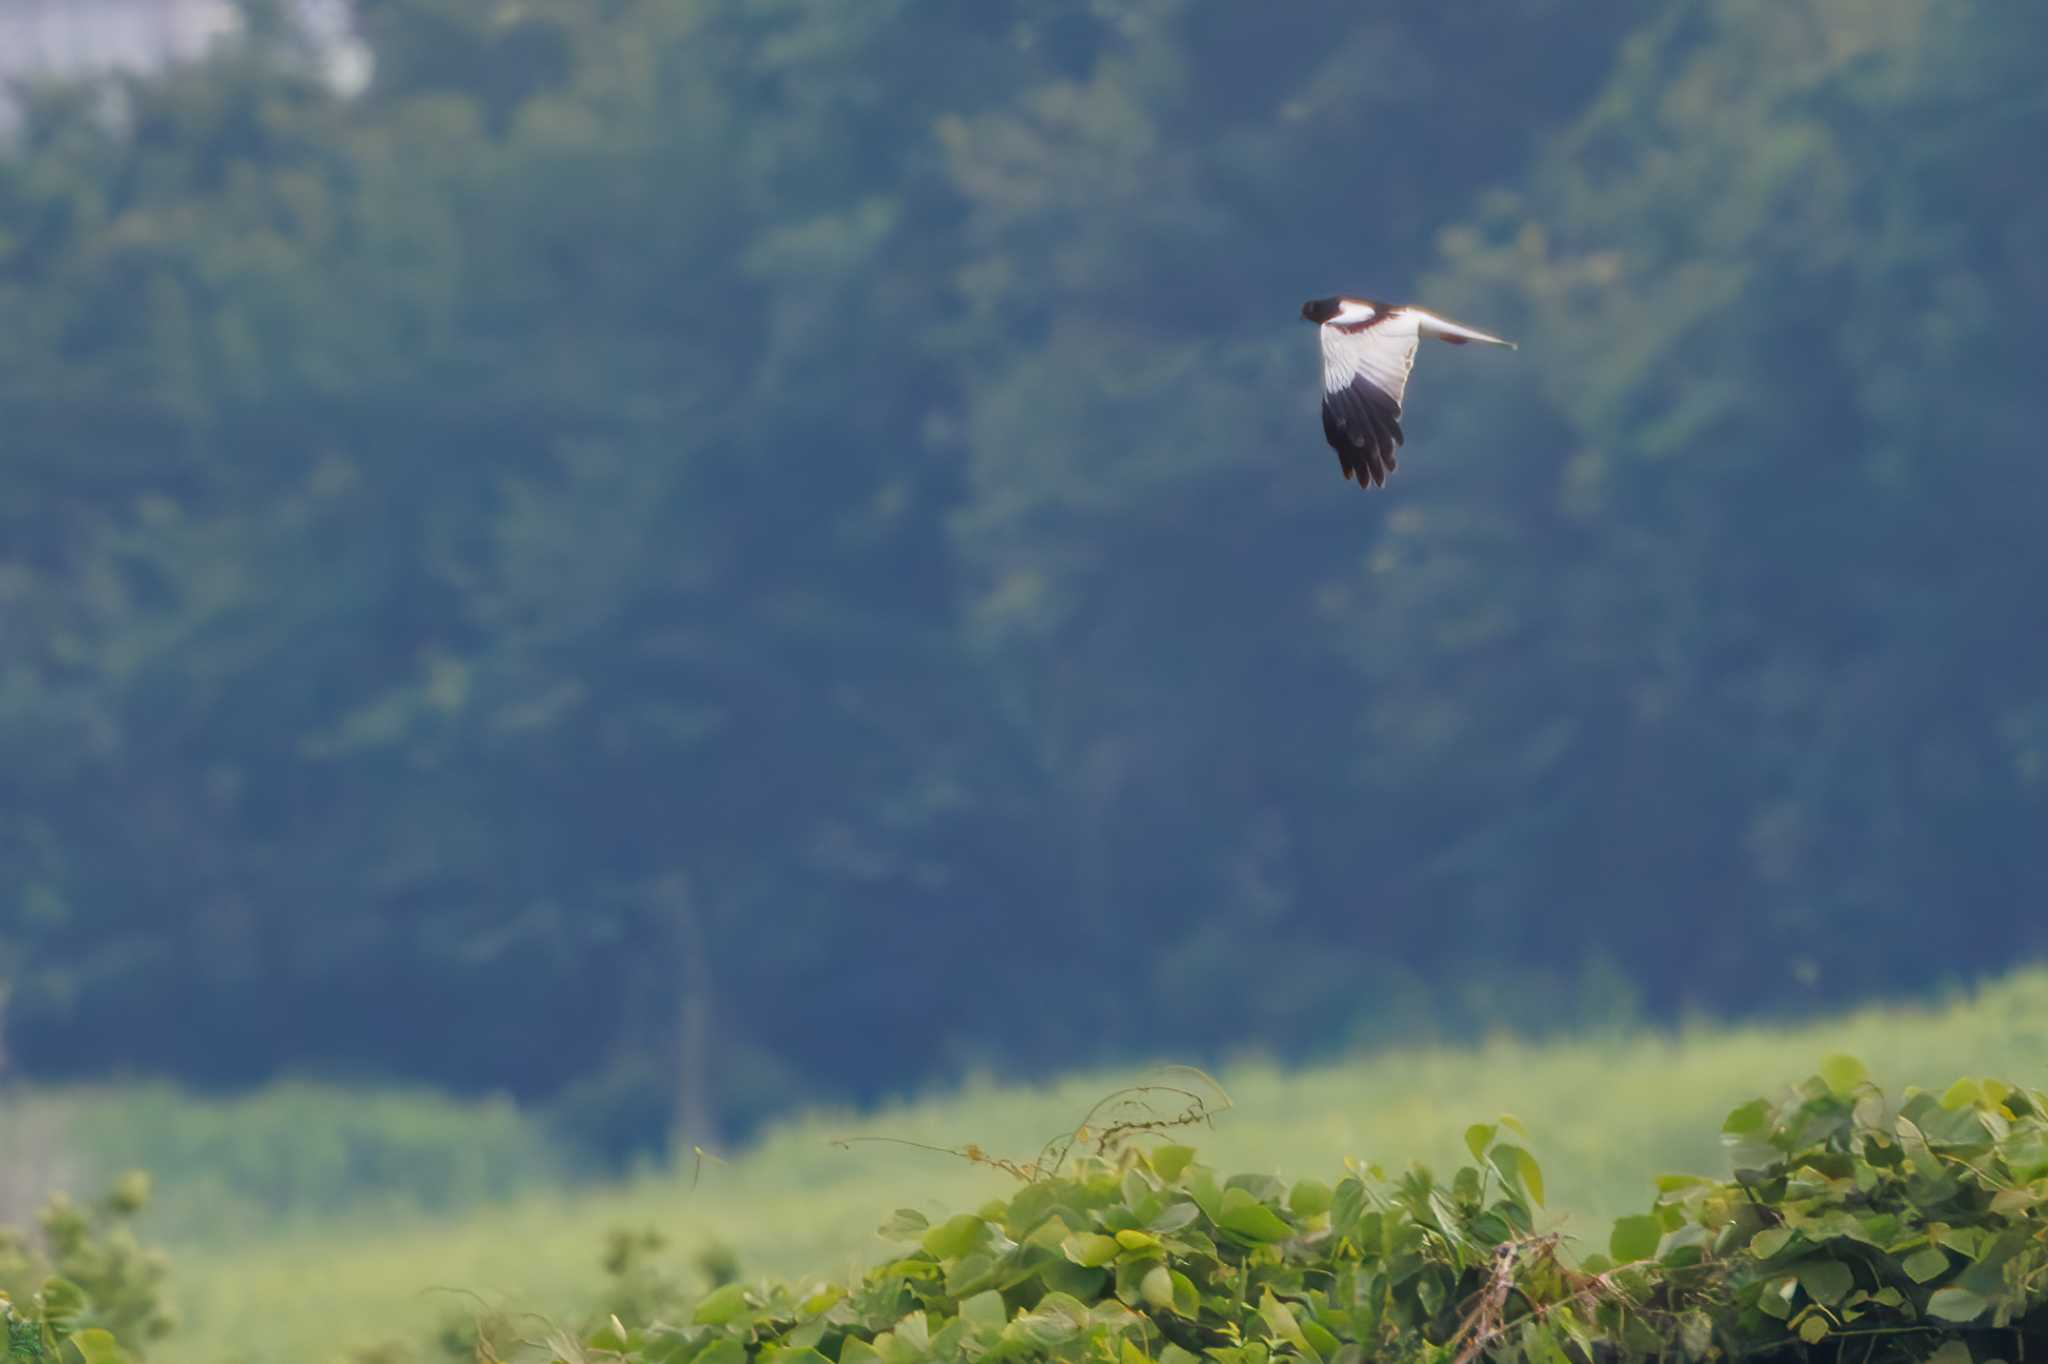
[
  {"left": 2, "top": 1080, "right": 564, "bottom": 1243},
  {"left": 124, "top": 970, "right": 2048, "bottom": 1362}
]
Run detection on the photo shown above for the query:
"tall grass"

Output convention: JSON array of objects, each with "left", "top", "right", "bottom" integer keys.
[
  {"left": 153, "top": 969, "right": 2048, "bottom": 1364},
  {"left": 2, "top": 1081, "right": 564, "bottom": 1243}
]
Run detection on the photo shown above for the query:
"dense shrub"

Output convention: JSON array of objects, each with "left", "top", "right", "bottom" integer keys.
[
  {"left": 0, "top": 1172, "right": 171, "bottom": 1362},
  {"left": 513, "top": 1060, "right": 2048, "bottom": 1364}
]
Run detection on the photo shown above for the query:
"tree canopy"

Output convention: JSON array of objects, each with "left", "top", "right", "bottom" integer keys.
[{"left": 4, "top": 0, "right": 2045, "bottom": 1155}]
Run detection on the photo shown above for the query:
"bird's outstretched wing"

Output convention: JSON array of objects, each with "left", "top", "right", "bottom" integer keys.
[{"left": 1319, "top": 312, "right": 1421, "bottom": 488}]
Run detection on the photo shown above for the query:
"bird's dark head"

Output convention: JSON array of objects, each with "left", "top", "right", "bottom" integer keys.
[{"left": 1300, "top": 297, "right": 1342, "bottom": 325}]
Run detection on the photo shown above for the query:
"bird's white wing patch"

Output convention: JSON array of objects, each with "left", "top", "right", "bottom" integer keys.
[
  {"left": 1403, "top": 308, "right": 1517, "bottom": 348},
  {"left": 1320, "top": 312, "right": 1421, "bottom": 411}
]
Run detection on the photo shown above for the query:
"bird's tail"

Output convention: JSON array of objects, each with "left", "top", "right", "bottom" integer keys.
[{"left": 1409, "top": 310, "right": 1518, "bottom": 350}]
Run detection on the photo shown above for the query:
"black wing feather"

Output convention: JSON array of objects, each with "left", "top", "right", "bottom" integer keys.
[
  {"left": 1323, "top": 389, "right": 1380, "bottom": 487},
  {"left": 1321, "top": 403, "right": 1364, "bottom": 485},
  {"left": 1320, "top": 373, "right": 1405, "bottom": 489}
]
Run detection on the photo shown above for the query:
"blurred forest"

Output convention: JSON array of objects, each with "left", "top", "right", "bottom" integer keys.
[{"left": 4, "top": 0, "right": 2047, "bottom": 1161}]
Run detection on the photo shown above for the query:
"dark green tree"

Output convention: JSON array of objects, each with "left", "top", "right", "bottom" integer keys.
[{"left": 4, "top": 0, "right": 2045, "bottom": 1147}]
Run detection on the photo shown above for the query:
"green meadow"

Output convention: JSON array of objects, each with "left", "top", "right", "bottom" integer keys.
[{"left": 139, "top": 971, "right": 2048, "bottom": 1364}]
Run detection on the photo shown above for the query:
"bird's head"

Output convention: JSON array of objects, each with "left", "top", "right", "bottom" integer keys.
[{"left": 1300, "top": 297, "right": 1342, "bottom": 325}]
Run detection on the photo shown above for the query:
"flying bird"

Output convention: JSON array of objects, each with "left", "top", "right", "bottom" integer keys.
[{"left": 1301, "top": 296, "right": 1516, "bottom": 489}]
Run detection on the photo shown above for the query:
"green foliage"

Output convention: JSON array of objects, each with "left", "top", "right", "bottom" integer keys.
[
  {"left": 144, "top": 975, "right": 2048, "bottom": 1364},
  {"left": 593, "top": 1227, "right": 712, "bottom": 1330},
  {"left": 1622, "top": 1063, "right": 2048, "bottom": 1353},
  {"left": 483, "top": 1136, "right": 1556, "bottom": 1364},
  {"left": 0, "top": 1175, "right": 171, "bottom": 1362},
  {"left": 422, "top": 1062, "right": 2048, "bottom": 1364}
]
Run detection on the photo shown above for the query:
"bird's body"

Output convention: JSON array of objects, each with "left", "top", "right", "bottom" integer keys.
[{"left": 1301, "top": 295, "right": 1516, "bottom": 489}]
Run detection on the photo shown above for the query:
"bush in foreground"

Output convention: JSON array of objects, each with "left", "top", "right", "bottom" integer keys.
[
  {"left": 1, "top": 1171, "right": 170, "bottom": 1363},
  {"left": 523, "top": 1058, "right": 2048, "bottom": 1364},
  {"left": 21, "top": 1059, "right": 2048, "bottom": 1363}
]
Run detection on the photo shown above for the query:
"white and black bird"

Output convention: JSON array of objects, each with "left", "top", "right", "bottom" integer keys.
[{"left": 1301, "top": 296, "right": 1517, "bottom": 489}]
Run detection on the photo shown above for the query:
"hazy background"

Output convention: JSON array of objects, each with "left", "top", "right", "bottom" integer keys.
[{"left": 4, "top": 0, "right": 2047, "bottom": 1215}]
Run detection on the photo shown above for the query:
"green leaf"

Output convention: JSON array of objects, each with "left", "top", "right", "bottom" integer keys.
[
  {"left": 1515, "top": 1146, "right": 1540, "bottom": 1204},
  {"left": 65, "top": 1331, "right": 124, "bottom": 1364},
  {"left": 959, "top": 1290, "right": 1007, "bottom": 1331},
  {"left": 1796, "top": 1313, "right": 1830, "bottom": 1345},
  {"left": 1140, "top": 1265, "right": 1174, "bottom": 1310},
  {"left": 1329, "top": 1177, "right": 1367, "bottom": 1236},
  {"left": 893, "top": 1311, "right": 931, "bottom": 1354},
  {"left": 1522, "top": 1320, "right": 1567, "bottom": 1364},
  {"left": 692, "top": 1283, "right": 752, "bottom": 1326},
  {"left": 1301, "top": 1321, "right": 1341, "bottom": 1360},
  {"left": 588, "top": 1315, "right": 630, "bottom": 1352},
  {"left": 869, "top": 1332, "right": 921, "bottom": 1364},
  {"left": 1018, "top": 1294, "right": 1088, "bottom": 1346},
  {"left": 1187, "top": 1168, "right": 1223, "bottom": 1224},
  {"left": 1037, "top": 1259, "right": 1106, "bottom": 1299},
  {"left": 1288, "top": 1180, "right": 1333, "bottom": 1218},
  {"left": 1259, "top": 1289, "right": 1315, "bottom": 1360},
  {"left": 944, "top": 1251, "right": 997, "bottom": 1296},
  {"left": 1795, "top": 1259, "right": 1854, "bottom": 1307},
  {"left": 1150, "top": 1146, "right": 1196, "bottom": 1182},
  {"left": 695, "top": 1341, "right": 750, "bottom": 1364},
  {"left": 1169, "top": 1269, "right": 1200, "bottom": 1318},
  {"left": 1927, "top": 1287, "right": 1990, "bottom": 1322},
  {"left": 1819, "top": 1054, "right": 1869, "bottom": 1097},
  {"left": 1608, "top": 1215, "right": 1662, "bottom": 1263},
  {"left": 1748, "top": 1226, "right": 1795, "bottom": 1260},
  {"left": 921, "top": 1213, "right": 989, "bottom": 1260},
  {"left": 1941, "top": 1079, "right": 1984, "bottom": 1111},
  {"left": 1022, "top": 1214, "right": 1072, "bottom": 1250},
  {"left": 1464, "top": 1124, "right": 1496, "bottom": 1161},
  {"left": 1903, "top": 1245, "right": 1950, "bottom": 1282},
  {"left": 798, "top": 1285, "right": 845, "bottom": 1318},
  {"left": 37, "top": 1282, "right": 84, "bottom": 1340},
  {"left": 1061, "top": 1233, "right": 1121, "bottom": 1267},
  {"left": 1722, "top": 1098, "right": 1771, "bottom": 1136},
  {"left": 879, "top": 1209, "right": 930, "bottom": 1242},
  {"left": 1490, "top": 1145, "right": 1545, "bottom": 1207},
  {"left": 1217, "top": 1190, "right": 1294, "bottom": 1243}
]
